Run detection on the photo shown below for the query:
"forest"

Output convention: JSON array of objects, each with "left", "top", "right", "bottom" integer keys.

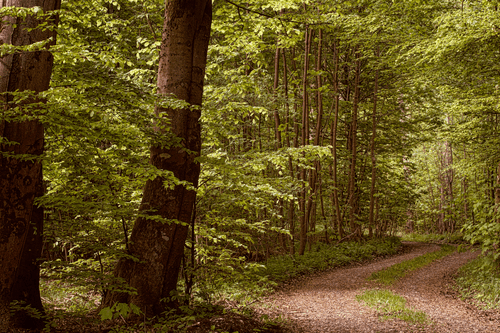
[{"left": 1, "top": 0, "right": 500, "bottom": 332}]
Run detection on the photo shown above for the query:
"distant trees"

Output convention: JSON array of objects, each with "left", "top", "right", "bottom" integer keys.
[
  {"left": 0, "top": 0, "right": 61, "bottom": 330},
  {"left": 408, "top": 1, "right": 500, "bottom": 256}
]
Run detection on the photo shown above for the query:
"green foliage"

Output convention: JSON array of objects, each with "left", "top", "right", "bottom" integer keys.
[
  {"left": 9, "top": 300, "right": 53, "bottom": 332},
  {"left": 369, "top": 244, "right": 456, "bottom": 285},
  {"left": 404, "top": 0, "right": 500, "bottom": 259},
  {"left": 455, "top": 255, "right": 500, "bottom": 309},
  {"left": 356, "top": 289, "right": 428, "bottom": 324},
  {"left": 99, "top": 302, "right": 141, "bottom": 321},
  {"left": 37, "top": 0, "right": 170, "bottom": 300},
  {"left": 39, "top": 278, "right": 100, "bottom": 316},
  {"left": 400, "top": 232, "right": 465, "bottom": 244},
  {"left": 263, "top": 237, "right": 401, "bottom": 283}
]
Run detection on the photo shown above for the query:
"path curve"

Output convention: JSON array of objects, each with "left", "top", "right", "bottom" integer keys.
[{"left": 263, "top": 242, "right": 500, "bottom": 332}]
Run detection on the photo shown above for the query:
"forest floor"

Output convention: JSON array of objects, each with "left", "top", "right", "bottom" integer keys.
[
  {"left": 17, "top": 242, "right": 500, "bottom": 332},
  {"left": 245, "top": 242, "right": 500, "bottom": 333}
]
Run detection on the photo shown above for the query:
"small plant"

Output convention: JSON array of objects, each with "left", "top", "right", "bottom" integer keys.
[
  {"left": 99, "top": 302, "right": 142, "bottom": 322},
  {"left": 356, "top": 289, "right": 428, "bottom": 324},
  {"left": 10, "top": 300, "right": 54, "bottom": 332},
  {"left": 368, "top": 244, "right": 455, "bottom": 285}
]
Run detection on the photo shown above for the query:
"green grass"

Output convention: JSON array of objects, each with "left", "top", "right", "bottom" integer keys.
[
  {"left": 455, "top": 254, "right": 500, "bottom": 309},
  {"left": 40, "top": 279, "right": 100, "bottom": 316},
  {"left": 368, "top": 244, "right": 456, "bottom": 285},
  {"left": 262, "top": 237, "right": 402, "bottom": 283},
  {"left": 356, "top": 289, "right": 428, "bottom": 324}
]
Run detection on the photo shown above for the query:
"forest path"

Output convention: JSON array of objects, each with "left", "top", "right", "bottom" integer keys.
[{"left": 262, "top": 242, "right": 500, "bottom": 333}]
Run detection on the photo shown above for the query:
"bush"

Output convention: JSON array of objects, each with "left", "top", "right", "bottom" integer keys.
[
  {"left": 262, "top": 237, "right": 402, "bottom": 283},
  {"left": 400, "top": 232, "right": 465, "bottom": 244},
  {"left": 456, "top": 254, "right": 500, "bottom": 309}
]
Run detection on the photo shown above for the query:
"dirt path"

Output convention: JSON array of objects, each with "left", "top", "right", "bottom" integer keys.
[{"left": 262, "top": 242, "right": 500, "bottom": 333}]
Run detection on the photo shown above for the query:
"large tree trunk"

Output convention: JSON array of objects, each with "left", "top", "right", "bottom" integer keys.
[
  {"left": 102, "top": 0, "right": 212, "bottom": 316},
  {"left": 0, "top": 0, "right": 60, "bottom": 330}
]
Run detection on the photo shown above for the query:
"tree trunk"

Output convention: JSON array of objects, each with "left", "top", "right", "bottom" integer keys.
[
  {"left": 0, "top": 0, "right": 60, "bottom": 330},
  {"left": 282, "top": 49, "right": 296, "bottom": 255},
  {"left": 299, "top": 27, "right": 313, "bottom": 256},
  {"left": 102, "top": 0, "right": 212, "bottom": 316},
  {"left": 368, "top": 58, "right": 379, "bottom": 238},
  {"left": 495, "top": 161, "right": 500, "bottom": 223},
  {"left": 273, "top": 46, "right": 282, "bottom": 150},
  {"left": 330, "top": 40, "right": 343, "bottom": 239},
  {"left": 305, "top": 28, "right": 323, "bottom": 248},
  {"left": 348, "top": 51, "right": 361, "bottom": 236}
]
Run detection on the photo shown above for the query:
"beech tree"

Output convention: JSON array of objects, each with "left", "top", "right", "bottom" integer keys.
[
  {"left": 102, "top": 0, "right": 212, "bottom": 315},
  {"left": 0, "top": 0, "right": 61, "bottom": 330}
]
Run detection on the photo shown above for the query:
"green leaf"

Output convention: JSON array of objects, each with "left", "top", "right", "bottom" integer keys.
[{"left": 99, "top": 307, "right": 113, "bottom": 321}]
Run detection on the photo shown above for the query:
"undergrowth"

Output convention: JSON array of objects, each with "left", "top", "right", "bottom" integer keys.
[
  {"left": 400, "top": 232, "right": 465, "bottom": 244},
  {"left": 40, "top": 279, "right": 100, "bottom": 317},
  {"left": 455, "top": 254, "right": 500, "bottom": 309},
  {"left": 368, "top": 244, "right": 456, "bottom": 285},
  {"left": 262, "top": 237, "right": 402, "bottom": 283},
  {"left": 38, "top": 237, "right": 402, "bottom": 332},
  {"left": 356, "top": 289, "right": 428, "bottom": 324}
]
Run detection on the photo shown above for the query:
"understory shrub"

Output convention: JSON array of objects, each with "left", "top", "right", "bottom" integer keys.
[
  {"left": 400, "top": 232, "right": 465, "bottom": 244},
  {"left": 262, "top": 237, "right": 401, "bottom": 283},
  {"left": 456, "top": 254, "right": 500, "bottom": 309}
]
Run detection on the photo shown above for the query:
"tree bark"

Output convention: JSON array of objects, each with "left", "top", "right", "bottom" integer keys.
[
  {"left": 305, "top": 28, "right": 323, "bottom": 247},
  {"left": 495, "top": 161, "right": 500, "bottom": 237},
  {"left": 348, "top": 51, "right": 361, "bottom": 236},
  {"left": 273, "top": 46, "right": 282, "bottom": 150},
  {"left": 282, "top": 49, "right": 296, "bottom": 255},
  {"left": 368, "top": 57, "right": 379, "bottom": 238},
  {"left": 299, "top": 27, "right": 313, "bottom": 256},
  {"left": 0, "top": 0, "right": 60, "bottom": 330},
  {"left": 102, "top": 0, "right": 212, "bottom": 316},
  {"left": 330, "top": 39, "right": 343, "bottom": 239}
]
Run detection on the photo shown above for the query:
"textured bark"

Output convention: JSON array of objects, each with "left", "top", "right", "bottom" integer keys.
[
  {"left": 102, "top": 0, "right": 212, "bottom": 316},
  {"left": 0, "top": 0, "right": 60, "bottom": 330}
]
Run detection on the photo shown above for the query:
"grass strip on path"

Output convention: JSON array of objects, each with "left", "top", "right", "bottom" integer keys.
[
  {"left": 358, "top": 244, "right": 456, "bottom": 325},
  {"left": 368, "top": 244, "right": 456, "bottom": 285},
  {"left": 356, "top": 289, "right": 428, "bottom": 324}
]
